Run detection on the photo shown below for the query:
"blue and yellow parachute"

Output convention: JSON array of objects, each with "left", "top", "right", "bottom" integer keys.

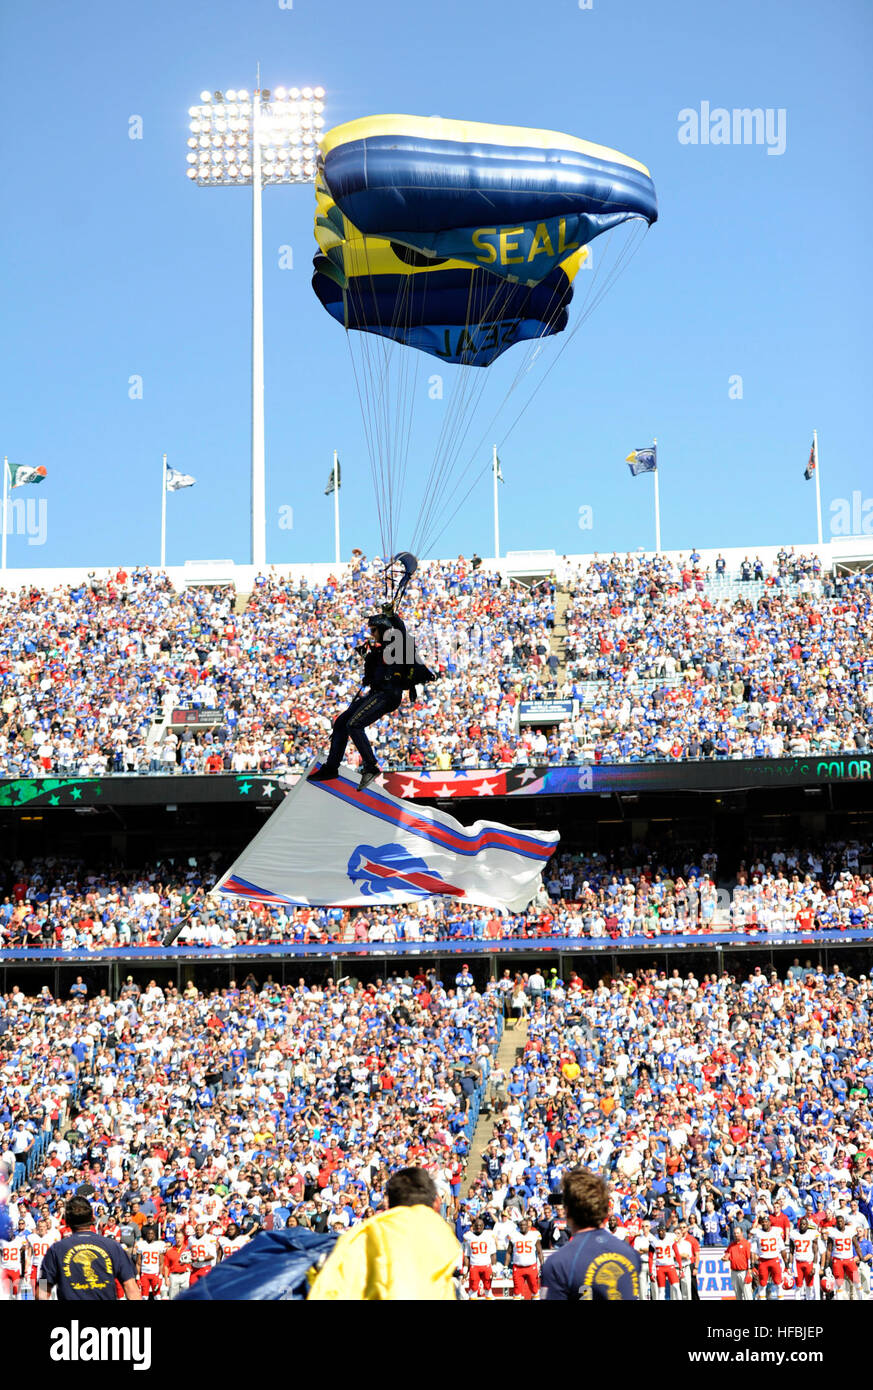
[
  {"left": 313, "top": 115, "right": 655, "bottom": 366},
  {"left": 312, "top": 114, "right": 656, "bottom": 552},
  {"left": 318, "top": 114, "right": 657, "bottom": 284},
  {"left": 313, "top": 185, "right": 586, "bottom": 366}
]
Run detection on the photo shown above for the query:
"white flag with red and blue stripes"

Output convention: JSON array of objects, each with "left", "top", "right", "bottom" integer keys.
[{"left": 215, "top": 764, "right": 559, "bottom": 912}]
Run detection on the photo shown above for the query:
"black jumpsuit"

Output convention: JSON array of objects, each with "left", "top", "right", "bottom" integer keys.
[{"left": 322, "top": 617, "right": 408, "bottom": 775}]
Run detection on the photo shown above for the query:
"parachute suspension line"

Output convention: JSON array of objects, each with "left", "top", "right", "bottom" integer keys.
[
  {"left": 418, "top": 225, "right": 647, "bottom": 557},
  {"left": 385, "top": 255, "right": 422, "bottom": 553},
  {"left": 386, "top": 254, "right": 424, "bottom": 556},
  {"left": 414, "top": 265, "right": 573, "bottom": 557},
  {"left": 349, "top": 233, "right": 428, "bottom": 559},
  {"left": 353, "top": 241, "right": 398, "bottom": 555},
  {"left": 416, "top": 224, "right": 650, "bottom": 558},
  {"left": 409, "top": 270, "right": 526, "bottom": 557},
  {"left": 412, "top": 270, "right": 550, "bottom": 557},
  {"left": 493, "top": 219, "right": 649, "bottom": 446},
  {"left": 337, "top": 227, "right": 579, "bottom": 563},
  {"left": 408, "top": 268, "right": 497, "bottom": 548},
  {"left": 345, "top": 250, "right": 408, "bottom": 558},
  {"left": 377, "top": 252, "right": 420, "bottom": 560},
  {"left": 343, "top": 331, "right": 388, "bottom": 556},
  {"left": 344, "top": 327, "right": 390, "bottom": 556}
]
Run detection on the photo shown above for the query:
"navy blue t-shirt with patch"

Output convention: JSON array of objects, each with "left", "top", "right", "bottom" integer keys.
[
  {"left": 542, "top": 1228, "right": 641, "bottom": 1301},
  {"left": 41, "top": 1232, "right": 136, "bottom": 1301}
]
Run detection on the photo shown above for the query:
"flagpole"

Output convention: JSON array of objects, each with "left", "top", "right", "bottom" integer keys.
[
  {"left": 333, "top": 450, "right": 340, "bottom": 567},
  {"left": 493, "top": 444, "right": 500, "bottom": 560},
  {"left": 813, "top": 428, "right": 823, "bottom": 547},
  {"left": 251, "top": 78, "right": 266, "bottom": 572},
  {"left": 2, "top": 458, "right": 7, "bottom": 572},
  {"left": 160, "top": 454, "right": 168, "bottom": 570},
  {"left": 653, "top": 438, "right": 661, "bottom": 553}
]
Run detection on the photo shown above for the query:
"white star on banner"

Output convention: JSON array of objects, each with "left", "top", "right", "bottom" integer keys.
[
  {"left": 474, "top": 780, "right": 497, "bottom": 796},
  {"left": 400, "top": 781, "right": 418, "bottom": 799},
  {"left": 261, "top": 783, "right": 276, "bottom": 798}
]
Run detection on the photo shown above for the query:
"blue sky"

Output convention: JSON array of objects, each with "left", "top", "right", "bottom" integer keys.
[{"left": 1, "top": 0, "right": 870, "bottom": 568}]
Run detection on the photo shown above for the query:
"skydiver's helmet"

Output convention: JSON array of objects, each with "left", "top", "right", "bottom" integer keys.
[{"left": 367, "top": 613, "right": 394, "bottom": 634}]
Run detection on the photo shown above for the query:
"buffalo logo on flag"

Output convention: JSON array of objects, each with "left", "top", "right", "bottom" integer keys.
[
  {"left": 347, "top": 843, "right": 465, "bottom": 898},
  {"left": 214, "top": 762, "right": 559, "bottom": 911}
]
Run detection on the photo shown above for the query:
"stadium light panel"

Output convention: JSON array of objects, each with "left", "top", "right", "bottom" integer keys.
[
  {"left": 184, "top": 79, "right": 327, "bottom": 573},
  {"left": 179, "top": 93, "right": 327, "bottom": 183}
]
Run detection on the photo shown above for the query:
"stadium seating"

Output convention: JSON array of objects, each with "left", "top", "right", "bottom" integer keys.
[
  {"left": 1, "top": 836, "right": 869, "bottom": 950},
  {"left": 0, "top": 552, "right": 868, "bottom": 777}
]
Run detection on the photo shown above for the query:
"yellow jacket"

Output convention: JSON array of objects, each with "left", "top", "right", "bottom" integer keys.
[{"left": 308, "top": 1205, "right": 461, "bottom": 1301}]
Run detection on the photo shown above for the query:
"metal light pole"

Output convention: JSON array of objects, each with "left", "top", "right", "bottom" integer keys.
[
  {"left": 185, "top": 81, "right": 326, "bottom": 570},
  {"left": 250, "top": 90, "right": 265, "bottom": 573}
]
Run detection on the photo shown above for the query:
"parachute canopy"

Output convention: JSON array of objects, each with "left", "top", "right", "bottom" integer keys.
[
  {"left": 312, "top": 113, "right": 657, "bottom": 559},
  {"left": 318, "top": 114, "right": 657, "bottom": 286},
  {"left": 175, "top": 1229, "right": 337, "bottom": 1301},
  {"left": 314, "top": 185, "right": 585, "bottom": 365}
]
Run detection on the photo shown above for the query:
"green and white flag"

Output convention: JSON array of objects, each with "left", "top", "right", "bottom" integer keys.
[
  {"left": 7, "top": 462, "right": 47, "bottom": 488},
  {"left": 495, "top": 454, "right": 504, "bottom": 483},
  {"left": 325, "top": 458, "right": 341, "bottom": 495}
]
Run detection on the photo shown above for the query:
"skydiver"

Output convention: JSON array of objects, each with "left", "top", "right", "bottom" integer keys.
[{"left": 309, "top": 609, "right": 432, "bottom": 791}]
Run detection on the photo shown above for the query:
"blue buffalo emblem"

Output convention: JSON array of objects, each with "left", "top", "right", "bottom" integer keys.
[{"left": 347, "top": 843, "right": 464, "bottom": 898}]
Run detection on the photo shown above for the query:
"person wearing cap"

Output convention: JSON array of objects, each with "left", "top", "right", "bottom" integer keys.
[{"left": 309, "top": 610, "right": 413, "bottom": 790}]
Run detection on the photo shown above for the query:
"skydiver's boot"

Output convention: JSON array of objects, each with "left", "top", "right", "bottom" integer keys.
[
  {"left": 358, "top": 766, "right": 380, "bottom": 791},
  {"left": 308, "top": 765, "right": 340, "bottom": 783}
]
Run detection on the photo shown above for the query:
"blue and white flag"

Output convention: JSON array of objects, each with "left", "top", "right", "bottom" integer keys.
[
  {"left": 625, "top": 446, "right": 657, "bottom": 477},
  {"left": 215, "top": 764, "right": 559, "bottom": 912},
  {"left": 166, "top": 468, "right": 196, "bottom": 491}
]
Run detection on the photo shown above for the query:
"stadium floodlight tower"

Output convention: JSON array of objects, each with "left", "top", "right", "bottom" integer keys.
[{"left": 185, "top": 80, "right": 326, "bottom": 570}]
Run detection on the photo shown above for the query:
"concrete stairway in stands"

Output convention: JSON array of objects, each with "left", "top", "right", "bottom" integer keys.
[
  {"left": 461, "top": 1014, "right": 528, "bottom": 1198},
  {"left": 549, "top": 587, "right": 572, "bottom": 685}
]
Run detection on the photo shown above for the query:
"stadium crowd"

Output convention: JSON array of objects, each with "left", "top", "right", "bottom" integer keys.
[
  {"left": 0, "top": 970, "right": 500, "bottom": 1298},
  {"left": 459, "top": 961, "right": 873, "bottom": 1300},
  {"left": 1, "top": 837, "right": 869, "bottom": 951},
  {"left": 2, "top": 961, "right": 872, "bottom": 1299},
  {"left": 562, "top": 551, "right": 873, "bottom": 763},
  {"left": 0, "top": 550, "right": 869, "bottom": 778}
]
